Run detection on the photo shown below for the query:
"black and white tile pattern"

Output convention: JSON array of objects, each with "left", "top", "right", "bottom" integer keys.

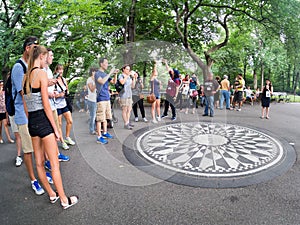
[{"left": 136, "top": 122, "right": 284, "bottom": 178}]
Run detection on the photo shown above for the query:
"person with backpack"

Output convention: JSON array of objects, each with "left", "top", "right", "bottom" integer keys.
[
  {"left": 5, "top": 69, "right": 24, "bottom": 167},
  {"left": 161, "top": 59, "right": 180, "bottom": 121},
  {"left": 0, "top": 79, "right": 14, "bottom": 144},
  {"left": 11, "top": 36, "right": 48, "bottom": 194},
  {"left": 118, "top": 64, "right": 135, "bottom": 129}
]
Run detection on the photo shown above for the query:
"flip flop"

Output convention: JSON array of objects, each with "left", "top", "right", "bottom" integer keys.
[
  {"left": 50, "top": 192, "right": 59, "bottom": 204},
  {"left": 61, "top": 196, "right": 79, "bottom": 210}
]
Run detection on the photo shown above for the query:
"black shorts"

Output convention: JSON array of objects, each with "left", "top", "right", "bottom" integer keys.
[
  {"left": 233, "top": 91, "right": 243, "bottom": 103},
  {"left": 28, "top": 109, "right": 54, "bottom": 138},
  {"left": 0, "top": 113, "right": 6, "bottom": 121},
  {"left": 261, "top": 97, "right": 271, "bottom": 108}
]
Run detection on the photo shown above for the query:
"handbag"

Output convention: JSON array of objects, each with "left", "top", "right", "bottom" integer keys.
[
  {"left": 65, "top": 96, "right": 73, "bottom": 113},
  {"left": 147, "top": 93, "right": 156, "bottom": 103},
  {"left": 147, "top": 80, "right": 156, "bottom": 103},
  {"left": 190, "top": 90, "right": 198, "bottom": 98}
]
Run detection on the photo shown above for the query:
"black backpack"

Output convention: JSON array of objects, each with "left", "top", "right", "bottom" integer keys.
[
  {"left": 5, "top": 59, "right": 27, "bottom": 116},
  {"left": 115, "top": 75, "right": 124, "bottom": 93}
]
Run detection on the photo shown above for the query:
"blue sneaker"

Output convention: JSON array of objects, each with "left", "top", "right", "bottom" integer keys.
[
  {"left": 102, "top": 132, "right": 113, "bottom": 139},
  {"left": 171, "top": 117, "right": 176, "bottom": 121},
  {"left": 45, "top": 160, "right": 51, "bottom": 171},
  {"left": 58, "top": 153, "right": 70, "bottom": 162},
  {"left": 31, "top": 180, "right": 45, "bottom": 195},
  {"left": 97, "top": 136, "right": 108, "bottom": 144},
  {"left": 46, "top": 172, "right": 53, "bottom": 184}
]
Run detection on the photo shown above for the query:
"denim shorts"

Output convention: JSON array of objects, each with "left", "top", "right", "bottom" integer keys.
[
  {"left": 28, "top": 109, "right": 54, "bottom": 138},
  {"left": 57, "top": 106, "right": 70, "bottom": 116}
]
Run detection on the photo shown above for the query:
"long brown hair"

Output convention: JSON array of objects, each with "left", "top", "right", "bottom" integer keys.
[{"left": 24, "top": 45, "right": 48, "bottom": 96}]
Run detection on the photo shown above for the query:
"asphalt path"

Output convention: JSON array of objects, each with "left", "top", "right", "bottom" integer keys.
[{"left": 1, "top": 102, "right": 300, "bottom": 225}]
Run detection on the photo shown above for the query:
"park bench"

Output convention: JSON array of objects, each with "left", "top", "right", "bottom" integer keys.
[{"left": 271, "top": 92, "right": 290, "bottom": 103}]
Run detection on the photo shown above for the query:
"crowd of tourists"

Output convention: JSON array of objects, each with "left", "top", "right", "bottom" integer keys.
[
  {"left": 0, "top": 37, "right": 274, "bottom": 210},
  {"left": 1, "top": 37, "right": 78, "bottom": 209}
]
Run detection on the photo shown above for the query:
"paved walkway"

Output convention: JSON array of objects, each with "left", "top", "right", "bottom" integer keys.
[{"left": 1, "top": 102, "right": 300, "bottom": 225}]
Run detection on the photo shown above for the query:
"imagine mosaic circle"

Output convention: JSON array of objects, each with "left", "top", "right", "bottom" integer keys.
[{"left": 136, "top": 122, "right": 284, "bottom": 178}]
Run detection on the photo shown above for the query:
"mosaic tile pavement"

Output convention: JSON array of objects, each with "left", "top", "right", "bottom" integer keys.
[{"left": 124, "top": 122, "right": 296, "bottom": 188}]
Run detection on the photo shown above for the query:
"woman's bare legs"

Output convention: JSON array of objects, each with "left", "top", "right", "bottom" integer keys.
[
  {"left": 31, "top": 136, "right": 56, "bottom": 198},
  {"left": 156, "top": 99, "right": 161, "bottom": 118},
  {"left": 63, "top": 111, "right": 73, "bottom": 138},
  {"left": 151, "top": 102, "right": 156, "bottom": 120}
]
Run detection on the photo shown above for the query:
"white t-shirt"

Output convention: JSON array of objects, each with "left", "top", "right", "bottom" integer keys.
[
  {"left": 44, "top": 66, "right": 56, "bottom": 110},
  {"left": 86, "top": 77, "right": 96, "bottom": 102},
  {"left": 245, "top": 89, "right": 253, "bottom": 98}
]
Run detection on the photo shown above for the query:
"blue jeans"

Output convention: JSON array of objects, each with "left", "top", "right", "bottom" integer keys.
[
  {"left": 87, "top": 100, "right": 97, "bottom": 133},
  {"left": 220, "top": 90, "right": 230, "bottom": 109},
  {"left": 204, "top": 95, "right": 215, "bottom": 116}
]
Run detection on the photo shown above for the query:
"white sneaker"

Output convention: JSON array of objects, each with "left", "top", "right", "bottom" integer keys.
[
  {"left": 61, "top": 142, "right": 70, "bottom": 150},
  {"left": 143, "top": 118, "right": 148, "bottom": 122},
  {"left": 152, "top": 119, "right": 158, "bottom": 124},
  {"left": 134, "top": 117, "right": 139, "bottom": 122},
  {"left": 156, "top": 116, "right": 161, "bottom": 122},
  {"left": 15, "top": 156, "right": 23, "bottom": 167},
  {"left": 65, "top": 137, "right": 75, "bottom": 145}
]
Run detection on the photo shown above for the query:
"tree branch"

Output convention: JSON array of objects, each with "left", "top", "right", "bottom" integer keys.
[{"left": 10, "top": 0, "right": 26, "bottom": 29}]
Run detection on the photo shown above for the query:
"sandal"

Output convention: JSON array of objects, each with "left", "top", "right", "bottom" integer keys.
[
  {"left": 61, "top": 196, "right": 78, "bottom": 210},
  {"left": 50, "top": 192, "right": 59, "bottom": 204}
]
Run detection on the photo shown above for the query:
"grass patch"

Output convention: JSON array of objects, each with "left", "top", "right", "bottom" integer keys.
[{"left": 287, "top": 95, "right": 300, "bottom": 102}]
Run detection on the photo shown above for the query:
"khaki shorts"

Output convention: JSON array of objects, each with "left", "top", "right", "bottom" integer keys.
[
  {"left": 119, "top": 98, "right": 133, "bottom": 108},
  {"left": 17, "top": 124, "right": 33, "bottom": 154},
  {"left": 9, "top": 116, "right": 18, "bottom": 133},
  {"left": 96, "top": 101, "right": 112, "bottom": 122}
]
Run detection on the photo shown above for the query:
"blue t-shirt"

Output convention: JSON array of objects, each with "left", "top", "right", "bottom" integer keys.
[
  {"left": 189, "top": 79, "right": 197, "bottom": 90},
  {"left": 11, "top": 59, "right": 28, "bottom": 125},
  {"left": 95, "top": 70, "right": 111, "bottom": 102}
]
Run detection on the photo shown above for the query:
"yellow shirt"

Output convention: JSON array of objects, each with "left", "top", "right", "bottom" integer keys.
[{"left": 237, "top": 79, "right": 245, "bottom": 91}]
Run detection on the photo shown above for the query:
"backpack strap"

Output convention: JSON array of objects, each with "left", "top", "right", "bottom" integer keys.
[{"left": 16, "top": 59, "right": 27, "bottom": 74}]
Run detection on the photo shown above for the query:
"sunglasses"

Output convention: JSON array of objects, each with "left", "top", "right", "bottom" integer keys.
[{"left": 26, "top": 40, "right": 39, "bottom": 46}]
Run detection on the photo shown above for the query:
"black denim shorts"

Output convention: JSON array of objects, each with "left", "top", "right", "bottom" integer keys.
[{"left": 28, "top": 109, "right": 54, "bottom": 138}]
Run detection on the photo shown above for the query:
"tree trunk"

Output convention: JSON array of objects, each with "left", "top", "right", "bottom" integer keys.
[
  {"left": 287, "top": 64, "right": 291, "bottom": 90},
  {"left": 243, "top": 63, "right": 247, "bottom": 84},
  {"left": 253, "top": 69, "right": 257, "bottom": 90},
  {"left": 260, "top": 63, "right": 264, "bottom": 91},
  {"left": 127, "top": 0, "right": 136, "bottom": 43},
  {"left": 123, "top": 0, "right": 137, "bottom": 65},
  {"left": 293, "top": 72, "right": 300, "bottom": 94}
]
